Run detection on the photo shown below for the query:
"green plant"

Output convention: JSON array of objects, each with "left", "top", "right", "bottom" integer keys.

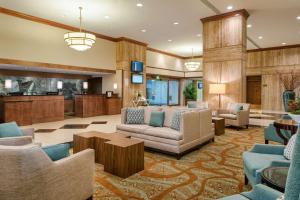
[
  {"left": 288, "top": 97, "right": 300, "bottom": 114},
  {"left": 184, "top": 83, "right": 197, "bottom": 100}
]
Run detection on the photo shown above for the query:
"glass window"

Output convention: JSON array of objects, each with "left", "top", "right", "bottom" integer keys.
[{"left": 146, "top": 79, "right": 179, "bottom": 105}]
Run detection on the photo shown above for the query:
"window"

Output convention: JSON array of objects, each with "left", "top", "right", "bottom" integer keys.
[{"left": 146, "top": 79, "right": 179, "bottom": 105}]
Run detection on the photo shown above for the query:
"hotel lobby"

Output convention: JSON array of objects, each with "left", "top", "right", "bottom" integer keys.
[{"left": 0, "top": 0, "right": 300, "bottom": 199}]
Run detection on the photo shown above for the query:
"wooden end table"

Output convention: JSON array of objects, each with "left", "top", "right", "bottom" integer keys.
[
  {"left": 212, "top": 117, "right": 225, "bottom": 136},
  {"left": 273, "top": 119, "right": 298, "bottom": 145},
  {"left": 261, "top": 167, "right": 289, "bottom": 192},
  {"left": 73, "top": 131, "right": 144, "bottom": 178}
]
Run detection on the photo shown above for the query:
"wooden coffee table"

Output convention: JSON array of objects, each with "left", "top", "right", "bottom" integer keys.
[{"left": 73, "top": 131, "right": 144, "bottom": 178}]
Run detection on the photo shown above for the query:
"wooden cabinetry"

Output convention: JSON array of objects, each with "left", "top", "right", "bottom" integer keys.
[
  {"left": 106, "top": 97, "right": 122, "bottom": 115},
  {"left": 0, "top": 95, "right": 64, "bottom": 126}
]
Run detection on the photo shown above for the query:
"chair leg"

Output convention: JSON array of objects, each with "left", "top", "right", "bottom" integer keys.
[
  {"left": 265, "top": 140, "right": 269, "bottom": 144},
  {"left": 246, "top": 125, "right": 249, "bottom": 129},
  {"left": 244, "top": 175, "right": 249, "bottom": 185},
  {"left": 176, "top": 154, "right": 182, "bottom": 160},
  {"left": 87, "top": 196, "right": 93, "bottom": 200}
]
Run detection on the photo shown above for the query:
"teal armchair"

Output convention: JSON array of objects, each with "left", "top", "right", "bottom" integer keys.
[
  {"left": 264, "top": 124, "right": 291, "bottom": 144},
  {"left": 220, "top": 127, "right": 300, "bottom": 200},
  {"left": 243, "top": 144, "right": 290, "bottom": 186}
]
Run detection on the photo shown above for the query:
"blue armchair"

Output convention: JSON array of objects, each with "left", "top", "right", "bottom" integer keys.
[
  {"left": 220, "top": 127, "right": 300, "bottom": 200},
  {"left": 243, "top": 144, "right": 290, "bottom": 186}
]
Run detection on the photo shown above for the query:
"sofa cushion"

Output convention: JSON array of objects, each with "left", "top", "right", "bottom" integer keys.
[
  {"left": 149, "top": 111, "right": 165, "bottom": 127},
  {"left": 126, "top": 108, "right": 144, "bottom": 124},
  {"left": 243, "top": 151, "right": 286, "bottom": 177},
  {"left": 219, "top": 113, "right": 237, "bottom": 120},
  {"left": 0, "top": 122, "right": 22, "bottom": 138},
  {"left": 116, "top": 124, "right": 151, "bottom": 134},
  {"left": 144, "top": 127, "right": 182, "bottom": 140},
  {"left": 42, "top": 143, "right": 70, "bottom": 161},
  {"left": 170, "top": 111, "right": 181, "bottom": 131},
  {"left": 144, "top": 106, "right": 162, "bottom": 124}
]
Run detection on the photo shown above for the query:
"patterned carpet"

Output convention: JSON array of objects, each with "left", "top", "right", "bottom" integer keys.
[{"left": 93, "top": 127, "right": 264, "bottom": 200}]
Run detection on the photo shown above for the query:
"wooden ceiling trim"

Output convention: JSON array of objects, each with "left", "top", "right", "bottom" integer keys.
[
  {"left": 247, "top": 44, "right": 300, "bottom": 53},
  {"left": 200, "top": 9, "right": 250, "bottom": 23}
]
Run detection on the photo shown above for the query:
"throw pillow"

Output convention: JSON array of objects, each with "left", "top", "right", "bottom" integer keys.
[
  {"left": 0, "top": 122, "right": 22, "bottom": 138},
  {"left": 187, "top": 101, "right": 197, "bottom": 108},
  {"left": 170, "top": 111, "right": 181, "bottom": 131},
  {"left": 126, "top": 108, "right": 144, "bottom": 124},
  {"left": 232, "top": 104, "right": 243, "bottom": 114},
  {"left": 149, "top": 111, "right": 165, "bottom": 127},
  {"left": 42, "top": 143, "right": 70, "bottom": 161},
  {"left": 284, "top": 134, "right": 297, "bottom": 160}
]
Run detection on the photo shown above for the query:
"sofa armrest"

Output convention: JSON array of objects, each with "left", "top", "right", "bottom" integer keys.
[
  {"left": 0, "top": 136, "right": 33, "bottom": 146},
  {"left": 250, "top": 144, "right": 285, "bottom": 155},
  {"left": 181, "top": 111, "right": 201, "bottom": 143},
  {"left": 21, "top": 128, "right": 35, "bottom": 138},
  {"left": 121, "top": 108, "right": 127, "bottom": 124},
  {"left": 241, "top": 184, "right": 282, "bottom": 200},
  {"left": 236, "top": 110, "right": 249, "bottom": 125},
  {"left": 52, "top": 149, "right": 95, "bottom": 199}
]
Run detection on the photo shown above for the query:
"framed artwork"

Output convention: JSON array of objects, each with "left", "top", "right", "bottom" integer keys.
[{"left": 106, "top": 91, "right": 113, "bottom": 98}]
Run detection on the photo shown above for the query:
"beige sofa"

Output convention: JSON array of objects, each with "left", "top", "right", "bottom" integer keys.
[
  {"left": 0, "top": 143, "right": 95, "bottom": 200},
  {"left": 217, "top": 103, "right": 250, "bottom": 130},
  {"left": 117, "top": 106, "right": 214, "bottom": 159}
]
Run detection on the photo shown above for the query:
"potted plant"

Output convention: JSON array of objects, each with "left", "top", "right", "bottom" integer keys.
[
  {"left": 184, "top": 83, "right": 197, "bottom": 104},
  {"left": 287, "top": 97, "right": 300, "bottom": 123},
  {"left": 278, "top": 71, "right": 300, "bottom": 112}
]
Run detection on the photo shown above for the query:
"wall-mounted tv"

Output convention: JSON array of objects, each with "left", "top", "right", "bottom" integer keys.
[
  {"left": 131, "top": 61, "right": 143, "bottom": 72},
  {"left": 131, "top": 74, "right": 143, "bottom": 84}
]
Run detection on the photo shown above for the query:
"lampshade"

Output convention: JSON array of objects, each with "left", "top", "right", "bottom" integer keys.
[
  {"left": 209, "top": 83, "right": 225, "bottom": 94},
  {"left": 83, "top": 82, "right": 88, "bottom": 89},
  {"left": 113, "top": 83, "right": 118, "bottom": 90},
  {"left": 5, "top": 80, "right": 12, "bottom": 89},
  {"left": 57, "top": 81, "right": 63, "bottom": 89}
]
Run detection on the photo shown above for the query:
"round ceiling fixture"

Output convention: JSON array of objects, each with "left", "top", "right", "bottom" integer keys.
[
  {"left": 185, "top": 48, "right": 200, "bottom": 71},
  {"left": 64, "top": 7, "right": 96, "bottom": 51}
]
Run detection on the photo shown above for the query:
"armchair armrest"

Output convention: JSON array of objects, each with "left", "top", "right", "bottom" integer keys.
[
  {"left": 249, "top": 144, "right": 285, "bottom": 155},
  {"left": 21, "top": 128, "right": 35, "bottom": 138},
  {"left": 241, "top": 184, "right": 282, "bottom": 200},
  {"left": 270, "top": 160, "right": 291, "bottom": 167},
  {"left": 217, "top": 109, "right": 230, "bottom": 115},
  {"left": 236, "top": 110, "right": 249, "bottom": 124},
  {"left": 0, "top": 136, "right": 33, "bottom": 146},
  {"left": 181, "top": 111, "right": 201, "bottom": 143}
]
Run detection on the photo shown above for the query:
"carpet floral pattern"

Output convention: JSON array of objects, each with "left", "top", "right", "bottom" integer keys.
[{"left": 93, "top": 127, "right": 264, "bottom": 199}]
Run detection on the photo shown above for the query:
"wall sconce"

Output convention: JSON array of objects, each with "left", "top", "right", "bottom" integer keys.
[
  {"left": 113, "top": 83, "right": 118, "bottom": 90},
  {"left": 5, "top": 79, "right": 12, "bottom": 89},
  {"left": 57, "top": 81, "right": 63, "bottom": 90},
  {"left": 83, "top": 82, "right": 88, "bottom": 89}
]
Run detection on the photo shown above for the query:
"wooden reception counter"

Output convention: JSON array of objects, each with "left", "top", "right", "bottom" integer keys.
[
  {"left": 75, "top": 95, "right": 122, "bottom": 117},
  {"left": 0, "top": 95, "right": 64, "bottom": 126}
]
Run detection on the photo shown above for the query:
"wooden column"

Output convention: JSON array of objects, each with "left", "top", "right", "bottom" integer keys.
[
  {"left": 201, "top": 9, "right": 249, "bottom": 109},
  {"left": 116, "top": 38, "right": 147, "bottom": 107}
]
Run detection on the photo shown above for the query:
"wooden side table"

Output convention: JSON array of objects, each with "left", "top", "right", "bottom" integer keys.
[
  {"left": 273, "top": 119, "right": 298, "bottom": 145},
  {"left": 104, "top": 138, "right": 144, "bottom": 178},
  {"left": 212, "top": 117, "right": 225, "bottom": 136}
]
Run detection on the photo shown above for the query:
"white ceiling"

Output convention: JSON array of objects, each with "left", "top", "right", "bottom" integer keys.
[{"left": 0, "top": 0, "right": 300, "bottom": 56}]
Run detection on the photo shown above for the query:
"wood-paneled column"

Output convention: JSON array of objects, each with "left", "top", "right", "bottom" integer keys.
[
  {"left": 116, "top": 38, "right": 147, "bottom": 107},
  {"left": 201, "top": 9, "right": 249, "bottom": 109}
]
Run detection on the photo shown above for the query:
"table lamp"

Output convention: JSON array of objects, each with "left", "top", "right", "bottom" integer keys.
[
  {"left": 4, "top": 79, "right": 12, "bottom": 95},
  {"left": 209, "top": 83, "right": 225, "bottom": 108},
  {"left": 83, "top": 82, "right": 88, "bottom": 94}
]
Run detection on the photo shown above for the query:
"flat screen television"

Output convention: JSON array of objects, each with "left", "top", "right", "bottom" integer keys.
[
  {"left": 131, "top": 61, "right": 143, "bottom": 72},
  {"left": 131, "top": 74, "right": 143, "bottom": 84}
]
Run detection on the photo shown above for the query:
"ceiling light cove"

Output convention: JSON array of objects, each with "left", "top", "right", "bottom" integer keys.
[
  {"left": 227, "top": 5, "right": 233, "bottom": 10},
  {"left": 136, "top": 3, "right": 143, "bottom": 7},
  {"left": 247, "top": 24, "right": 252, "bottom": 28},
  {"left": 258, "top": 36, "right": 263, "bottom": 39}
]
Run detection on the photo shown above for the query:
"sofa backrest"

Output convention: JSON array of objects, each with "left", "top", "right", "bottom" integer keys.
[{"left": 227, "top": 103, "right": 250, "bottom": 111}]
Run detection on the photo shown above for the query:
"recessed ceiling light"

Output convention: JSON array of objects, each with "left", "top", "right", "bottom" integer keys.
[
  {"left": 282, "top": 42, "right": 287, "bottom": 45},
  {"left": 227, "top": 5, "right": 233, "bottom": 10},
  {"left": 196, "top": 34, "right": 202, "bottom": 37},
  {"left": 141, "top": 29, "right": 146, "bottom": 32},
  {"left": 104, "top": 15, "right": 110, "bottom": 19},
  {"left": 258, "top": 36, "right": 263, "bottom": 39},
  {"left": 297, "top": 16, "right": 300, "bottom": 20},
  {"left": 173, "top": 22, "right": 179, "bottom": 25},
  {"left": 247, "top": 24, "right": 252, "bottom": 28},
  {"left": 168, "top": 39, "right": 172, "bottom": 42},
  {"left": 136, "top": 3, "right": 143, "bottom": 7}
]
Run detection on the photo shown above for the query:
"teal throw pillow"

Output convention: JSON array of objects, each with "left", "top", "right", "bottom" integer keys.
[
  {"left": 42, "top": 143, "right": 70, "bottom": 161},
  {"left": 149, "top": 111, "right": 165, "bottom": 127},
  {"left": 232, "top": 104, "right": 243, "bottom": 114},
  {"left": 126, "top": 108, "right": 144, "bottom": 124},
  {"left": 0, "top": 122, "right": 22, "bottom": 138}
]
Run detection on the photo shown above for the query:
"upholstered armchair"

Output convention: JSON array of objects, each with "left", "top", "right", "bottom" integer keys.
[
  {"left": 217, "top": 103, "right": 250, "bottom": 130},
  {"left": 0, "top": 144, "right": 95, "bottom": 200},
  {"left": 243, "top": 144, "right": 290, "bottom": 186},
  {"left": 220, "top": 128, "right": 300, "bottom": 200},
  {"left": 264, "top": 124, "right": 291, "bottom": 144}
]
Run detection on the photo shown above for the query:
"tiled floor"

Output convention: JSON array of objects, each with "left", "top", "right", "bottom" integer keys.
[
  {"left": 21, "top": 115, "right": 121, "bottom": 146},
  {"left": 21, "top": 109, "right": 285, "bottom": 146}
]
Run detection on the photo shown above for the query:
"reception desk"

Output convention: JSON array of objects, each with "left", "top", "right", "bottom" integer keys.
[
  {"left": 0, "top": 95, "right": 64, "bottom": 126},
  {"left": 75, "top": 95, "right": 122, "bottom": 117}
]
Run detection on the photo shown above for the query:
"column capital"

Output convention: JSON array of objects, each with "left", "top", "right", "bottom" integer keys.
[{"left": 200, "top": 9, "right": 249, "bottom": 23}]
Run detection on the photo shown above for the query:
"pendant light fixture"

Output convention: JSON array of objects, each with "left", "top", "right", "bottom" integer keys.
[
  {"left": 64, "top": 7, "right": 96, "bottom": 51},
  {"left": 184, "top": 48, "right": 200, "bottom": 71}
]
